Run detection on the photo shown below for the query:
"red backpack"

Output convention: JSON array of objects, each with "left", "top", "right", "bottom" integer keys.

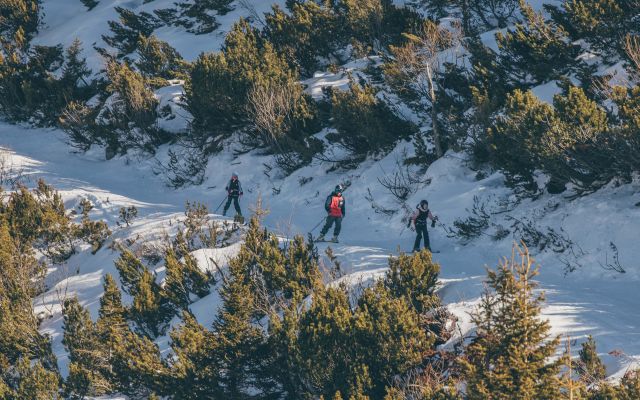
[{"left": 328, "top": 194, "right": 344, "bottom": 217}]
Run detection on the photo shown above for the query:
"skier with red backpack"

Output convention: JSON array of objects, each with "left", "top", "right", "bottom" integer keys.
[{"left": 316, "top": 184, "right": 346, "bottom": 243}]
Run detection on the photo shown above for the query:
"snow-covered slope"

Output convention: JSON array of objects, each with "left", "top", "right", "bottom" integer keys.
[
  {"left": 2, "top": 120, "right": 639, "bottom": 383},
  {"left": 33, "top": 0, "right": 286, "bottom": 74},
  {"left": 5, "top": 0, "right": 639, "bottom": 392}
]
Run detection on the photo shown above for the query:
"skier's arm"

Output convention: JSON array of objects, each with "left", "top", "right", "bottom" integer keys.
[
  {"left": 427, "top": 210, "right": 436, "bottom": 220},
  {"left": 341, "top": 200, "right": 346, "bottom": 217},
  {"left": 238, "top": 181, "right": 243, "bottom": 196},
  {"left": 411, "top": 210, "right": 418, "bottom": 228}
]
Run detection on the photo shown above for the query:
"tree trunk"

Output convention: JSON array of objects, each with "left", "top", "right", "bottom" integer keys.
[{"left": 426, "top": 64, "right": 443, "bottom": 158}]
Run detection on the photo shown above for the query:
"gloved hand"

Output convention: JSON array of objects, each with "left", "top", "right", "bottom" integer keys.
[
  {"left": 410, "top": 226, "right": 415, "bottom": 232},
  {"left": 240, "top": 192, "right": 243, "bottom": 196}
]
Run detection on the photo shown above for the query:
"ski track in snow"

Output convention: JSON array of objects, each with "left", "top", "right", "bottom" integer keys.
[{"left": 1, "top": 122, "right": 640, "bottom": 390}]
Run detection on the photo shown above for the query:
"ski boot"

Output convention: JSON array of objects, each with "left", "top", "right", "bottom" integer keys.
[
  {"left": 316, "top": 234, "right": 325, "bottom": 242},
  {"left": 330, "top": 236, "right": 339, "bottom": 243}
]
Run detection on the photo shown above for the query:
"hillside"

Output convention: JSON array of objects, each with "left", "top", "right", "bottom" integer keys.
[{"left": 0, "top": 0, "right": 639, "bottom": 398}]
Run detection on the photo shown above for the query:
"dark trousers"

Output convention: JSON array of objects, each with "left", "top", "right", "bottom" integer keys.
[
  {"left": 223, "top": 196, "right": 241, "bottom": 215},
  {"left": 413, "top": 223, "right": 430, "bottom": 251},
  {"left": 320, "top": 216, "right": 342, "bottom": 237}
]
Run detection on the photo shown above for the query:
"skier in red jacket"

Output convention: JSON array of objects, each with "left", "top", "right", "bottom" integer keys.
[{"left": 316, "top": 185, "right": 346, "bottom": 243}]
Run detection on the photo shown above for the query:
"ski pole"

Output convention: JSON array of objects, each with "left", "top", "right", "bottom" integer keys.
[
  {"left": 309, "top": 216, "right": 325, "bottom": 233},
  {"left": 214, "top": 196, "right": 228, "bottom": 213}
]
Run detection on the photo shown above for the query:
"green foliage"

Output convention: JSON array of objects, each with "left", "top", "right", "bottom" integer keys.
[
  {"left": 460, "top": 244, "right": 563, "bottom": 400},
  {"left": 340, "top": 0, "right": 423, "bottom": 51},
  {"left": 167, "top": 312, "right": 222, "bottom": 398},
  {"left": 60, "top": 38, "right": 93, "bottom": 101},
  {"left": 62, "top": 297, "right": 111, "bottom": 397},
  {"left": 0, "top": 208, "right": 60, "bottom": 397},
  {"left": 0, "top": 0, "right": 40, "bottom": 46},
  {"left": 102, "top": 60, "right": 166, "bottom": 155},
  {"left": 577, "top": 336, "right": 607, "bottom": 383},
  {"left": 496, "top": 1, "right": 579, "bottom": 87},
  {"left": 329, "top": 82, "right": 417, "bottom": 156},
  {"left": 486, "top": 86, "right": 626, "bottom": 192},
  {"left": 136, "top": 35, "right": 187, "bottom": 79},
  {"left": 2, "top": 180, "right": 80, "bottom": 262},
  {"left": 13, "top": 359, "right": 60, "bottom": 400},
  {"left": 383, "top": 249, "right": 440, "bottom": 315},
  {"left": 265, "top": 3, "right": 342, "bottom": 76},
  {"left": 163, "top": 247, "right": 211, "bottom": 310},
  {"left": 102, "top": 7, "right": 160, "bottom": 56},
  {"left": 131, "top": 268, "right": 170, "bottom": 338},
  {"left": 186, "top": 19, "right": 305, "bottom": 143},
  {"left": 210, "top": 239, "right": 271, "bottom": 398},
  {"left": 547, "top": 0, "right": 639, "bottom": 59}
]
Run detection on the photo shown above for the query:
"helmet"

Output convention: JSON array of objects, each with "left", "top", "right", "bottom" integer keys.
[
  {"left": 418, "top": 199, "right": 428, "bottom": 210},
  {"left": 335, "top": 184, "right": 343, "bottom": 193},
  {"left": 231, "top": 172, "right": 238, "bottom": 178}
]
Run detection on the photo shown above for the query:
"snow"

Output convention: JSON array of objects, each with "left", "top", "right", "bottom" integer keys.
[
  {"left": 155, "top": 81, "right": 191, "bottom": 134},
  {"left": 33, "top": 0, "right": 287, "bottom": 75},
  {"left": 531, "top": 80, "right": 562, "bottom": 104}
]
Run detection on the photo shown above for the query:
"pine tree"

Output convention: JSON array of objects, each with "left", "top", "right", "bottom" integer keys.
[
  {"left": 136, "top": 35, "right": 186, "bottom": 79},
  {"left": 546, "top": 0, "right": 639, "bottom": 59},
  {"left": 14, "top": 358, "right": 60, "bottom": 400},
  {"left": 96, "top": 274, "right": 128, "bottom": 338},
  {"left": 577, "top": 336, "right": 606, "bottom": 383},
  {"left": 185, "top": 18, "right": 312, "bottom": 151},
  {"left": 383, "top": 249, "right": 440, "bottom": 315},
  {"left": 131, "top": 268, "right": 170, "bottom": 338},
  {"left": 109, "top": 329, "right": 166, "bottom": 397},
  {"left": 496, "top": 0, "right": 578, "bottom": 87},
  {"left": 99, "top": 59, "right": 164, "bottom": 155},
  {"left": 62, "top": 297, "right": 111, "bottom": 397},
  {"left": 343, "top": 0, "right": 384, "bottom": 47},
  {"left": 102, "top": 7, "right": 159, "bottom": 56},
  {"left": 330, "top": 82, "right": 417, "bottom": 156},
  {"left": 460, "top": 243, "right": 563, "bottom": 400},
  {"left": 298, "top": 285, "right": 355, "bottom": 397},
  {"left": 95, "top": 274, "right": 166, "bottom": 397},
  {"left": 163, "top": 247, "right": 210, "bottom": 310},
  {"left": 265, "top": 2, "right": 341, "bottom": 76},
  {"left": 61, "top": 38, "right": 92, "bottom": 100},
  {"left": 80, "top": 0, "right": 99, "bottom": 11},
  {"left": 211, "top": 242, "right": 269, "bottom": 398},
  {"left": 105, "top": 60, "right": 159, "bottom": 131},
  {"left": 488, "top": 89, "right": 557, "bottom": 189},
  {"left": 168, "top": 312, "right": 223, "bottom": 398},
  {"left": 352, "top": 284, "right": 429, "bottom": 397},
  {"left": 114, "top": 249, "right": 147, "bottom": 296}
]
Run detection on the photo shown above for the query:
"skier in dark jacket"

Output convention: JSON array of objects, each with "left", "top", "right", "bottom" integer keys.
[
  {"left": 317, "top": 185, "right": 346, "bottom": 243},
  {"left": 410, "top": 199, "right": 438, "bottom": 252},
  {"left": 223, "top": 173, "right": 243, "bottom": 217}
]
